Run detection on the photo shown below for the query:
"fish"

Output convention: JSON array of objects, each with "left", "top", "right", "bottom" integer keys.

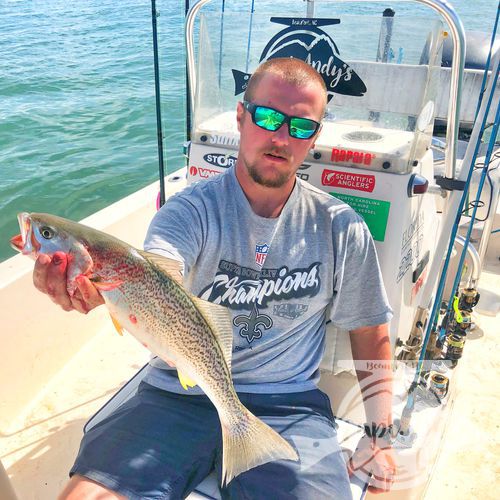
[{"left": 10, "top": 212, "right": 298, "bottom": 485}]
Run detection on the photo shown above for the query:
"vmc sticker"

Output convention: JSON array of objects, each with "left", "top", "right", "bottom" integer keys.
[
  {"left": 189, "top": 166, "right": 221, "bottom": 179},
  {"left": 322, "top": 169, "right": 375, "bottom": 193}
]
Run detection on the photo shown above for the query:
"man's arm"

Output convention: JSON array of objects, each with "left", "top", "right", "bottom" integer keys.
[{"left": 348, "top": 323, "right": 396, "bottom": 493}]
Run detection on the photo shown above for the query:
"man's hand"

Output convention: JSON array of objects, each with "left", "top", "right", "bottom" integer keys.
[
  {"left": 33, "top": 252, "right": 104, "bottom": 314},
  {"left": 348, "top": 436, "right": 396, "bottom": 493}
]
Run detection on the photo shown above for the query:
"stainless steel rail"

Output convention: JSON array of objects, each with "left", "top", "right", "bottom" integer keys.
[{"left": 455, "top": 234, "right": 481, "bottom": 287}]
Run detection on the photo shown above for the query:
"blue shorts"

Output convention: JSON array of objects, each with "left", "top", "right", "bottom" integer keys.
[{"left": 70, "top": 382, "right": 352, "bottom": 499}]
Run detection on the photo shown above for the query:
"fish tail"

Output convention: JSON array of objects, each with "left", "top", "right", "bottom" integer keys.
[{"left": 221, "top": 406, "right": 299, "bottom": 486}]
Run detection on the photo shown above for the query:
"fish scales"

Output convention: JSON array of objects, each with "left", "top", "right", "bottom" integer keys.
[{"left": 91, "top": 243, "right": 248, "bottom": 427}]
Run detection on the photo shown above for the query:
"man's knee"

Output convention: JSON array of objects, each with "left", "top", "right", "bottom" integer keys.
[{"left": 58, "top": 474, "right": 126, "bottom": 500}]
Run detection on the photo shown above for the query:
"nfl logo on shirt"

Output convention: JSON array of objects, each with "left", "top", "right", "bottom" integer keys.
[{"left": 255, "top": 243, "right": 269, "bottom": 268}]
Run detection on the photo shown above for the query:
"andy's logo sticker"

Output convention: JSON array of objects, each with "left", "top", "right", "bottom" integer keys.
[
  {"left": 255, "top": 243, "right": 269, "bottom": 268},
  {"left": 232, "top": 17, "right": 366, "bottom": 102}
]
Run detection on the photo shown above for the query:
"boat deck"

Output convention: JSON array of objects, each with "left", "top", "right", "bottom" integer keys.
[
  {"left": 1, "top": 261, "right": 498, "bottom": 499},
  {"left": 1, "top": 173, "right": 498, "bottom": 499}
]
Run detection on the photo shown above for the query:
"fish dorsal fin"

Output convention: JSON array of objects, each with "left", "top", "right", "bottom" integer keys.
[
  {"left": 190, "top": 296, "right": 233, "bottom": 373},
  {"left": 137, "top": 250, "right": 183, "bottom": 284}
]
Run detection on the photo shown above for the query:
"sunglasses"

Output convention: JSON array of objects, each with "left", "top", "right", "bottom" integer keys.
[{"left": 243, "top": 101, "right": 321, "bottom": 140}]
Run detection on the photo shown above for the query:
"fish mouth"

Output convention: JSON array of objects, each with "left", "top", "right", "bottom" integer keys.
[
  {"left": 10, "top": 212, "right": 36, "bottom": 255},
  {"left": 10, "top": 233, "right": 24, "bottom": 252}
]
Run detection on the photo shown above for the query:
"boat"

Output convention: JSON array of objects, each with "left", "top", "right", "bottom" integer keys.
[{"left": 1, "top": 0, "right": 499, "bottom": 498}]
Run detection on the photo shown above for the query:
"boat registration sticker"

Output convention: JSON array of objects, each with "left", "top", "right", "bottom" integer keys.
[{"left": 330, "top": 192, "right": 390, "bottom": 242}]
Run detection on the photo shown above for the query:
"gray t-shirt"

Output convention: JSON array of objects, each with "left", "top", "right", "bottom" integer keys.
[{"left": 143, "top": 166, "right": 392, "bottom": 394}]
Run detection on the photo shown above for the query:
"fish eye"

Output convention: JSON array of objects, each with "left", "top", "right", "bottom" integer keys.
[{"left": 40, "top": 226, "right": 55, "bottom": 239}]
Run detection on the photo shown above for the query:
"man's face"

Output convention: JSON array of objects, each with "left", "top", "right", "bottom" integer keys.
[{"left": 236, "top": 74, "right": 324, "bottom": 189}]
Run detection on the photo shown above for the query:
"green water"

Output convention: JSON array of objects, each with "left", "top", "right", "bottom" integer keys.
[{"left": 0, "top": 0, "right": 497, "bottom": 262}]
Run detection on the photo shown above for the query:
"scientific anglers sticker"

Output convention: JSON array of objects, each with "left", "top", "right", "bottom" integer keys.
[
  {"left": 232, "top": 17, "right": 366, "bottom": 102},
  {"left": 331, "top": 192, "right": 390, "bottom": 242},
  {"left": 322, "top": 169, "right": 375, "bottom": 192}
]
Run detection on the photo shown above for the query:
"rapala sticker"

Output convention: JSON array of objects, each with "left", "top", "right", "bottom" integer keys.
[
  {"left": 322, "top": 169, "right": 375, "bottom": 192},
  {"left": 331, "top": 148, "right": 375, "bottom": 165},
  {"left": 189, "top": 166, "right": 220, "bottom": 179},
  {"left": 203, "top": 153, "right": 237, "bottom": 169}
]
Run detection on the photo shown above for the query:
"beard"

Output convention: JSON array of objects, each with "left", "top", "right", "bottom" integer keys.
[
  {"left": 246, "top": 163, "right": 292, "bottom": 188},
  {"left": 243, "top": 149, "right": 294, "bottom": 188}
]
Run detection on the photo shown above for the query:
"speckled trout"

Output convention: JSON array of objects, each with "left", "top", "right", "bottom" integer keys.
[{"left": 10, "top": 212, "right": 298, "bottom": 485}]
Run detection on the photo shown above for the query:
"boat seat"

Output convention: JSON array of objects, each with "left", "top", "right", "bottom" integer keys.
[{"left": 85, "top": 365, "right": 371, "bottom": 499}]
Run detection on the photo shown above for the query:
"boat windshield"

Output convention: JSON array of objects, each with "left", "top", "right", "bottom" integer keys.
[{"left": 191, "top": 6, "right": 444, "bottom": 173}]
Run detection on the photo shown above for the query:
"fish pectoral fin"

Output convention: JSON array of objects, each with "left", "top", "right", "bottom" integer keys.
[
  {"left": 92, "top": 279, "right": 124, "bottom": 291},
  {"left": 178, "top": 371, "right": 197, "bottom": 390},
  {"left": 109, "top": 313, "right": 124, "bottom": 336},
  {"left": 137, "top": 250, "right": 184, "bottom": 285}
]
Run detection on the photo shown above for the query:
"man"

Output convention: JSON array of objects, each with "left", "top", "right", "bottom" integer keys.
[{"left": 34, "top": 57, "right": 395, "bottom": 499}]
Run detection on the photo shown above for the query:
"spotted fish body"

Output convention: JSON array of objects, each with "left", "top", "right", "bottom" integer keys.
[{"left": 11, "top": 212, "right": 298, "bottom": 485}]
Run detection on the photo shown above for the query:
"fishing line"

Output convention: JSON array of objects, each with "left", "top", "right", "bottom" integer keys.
[
  {"left": 474, "top": 1, "right": 499, "bottom": 120},
  {"left": 245, "top": 0, "right": 256, "bottom": 73},
  {"left": 218, "top": 0, "right": 226, "bottom": 88}
]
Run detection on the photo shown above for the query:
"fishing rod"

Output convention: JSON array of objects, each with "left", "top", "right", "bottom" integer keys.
[
  {"left": 442, "top": 90, "right": 500, "bottom": 337},
  {"left": 151, "top": 0, "right": 167, "bottom": 208},
  {"left": 185, "top": 0, "right": 192, "bottom": 145},
  {"left": 430, "top": 23, "right": 500, "bottom": 339},
  {"left": 399, "top": 46, "right": 500, "bottom": 428}
]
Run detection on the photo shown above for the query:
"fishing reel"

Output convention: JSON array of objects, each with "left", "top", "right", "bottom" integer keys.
[
  {"left": 440, "top": 287, "right": 478, "bottom": 367},
  {"left": 458, "top": 287, "right": 480, "bottom": 312}
]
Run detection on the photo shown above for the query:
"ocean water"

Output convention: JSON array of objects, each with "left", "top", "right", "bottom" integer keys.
[{"left": 0, "top": 0, "right": 498, "bottom": 262}]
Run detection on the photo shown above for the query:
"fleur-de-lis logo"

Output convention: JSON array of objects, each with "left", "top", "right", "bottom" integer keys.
[{"left": 233, "top": 304, "right": 273, "bottom": 343}]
